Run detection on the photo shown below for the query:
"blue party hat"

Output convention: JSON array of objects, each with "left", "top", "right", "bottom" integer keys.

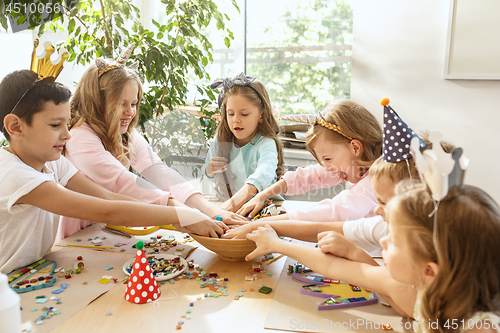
[{"left": 381, "top": 98, "right": 426, "bottom": 162}]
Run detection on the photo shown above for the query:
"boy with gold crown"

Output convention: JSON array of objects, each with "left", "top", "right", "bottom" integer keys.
[{"left": 0, "top": 41, "right": 227, "bottom": 274}]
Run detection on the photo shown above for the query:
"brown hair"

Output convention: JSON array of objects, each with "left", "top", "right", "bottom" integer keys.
[
  {"left": 214, "top": 80, "right": 285, "bottom": 199},
  {"left": 369, "top": 132, "right": 456, "bottom": 183},
  {"left": 68, "top": 64, "right": 142, "bottom": 164},
  {"left": 0, "top": 70, "right": 71, "bottom": 140},
  {"left": 392, "top": 182, "right": 500, "bottom": 333},
  {"left": 305, "top": 100, "right": 382, "bottom": 169}
]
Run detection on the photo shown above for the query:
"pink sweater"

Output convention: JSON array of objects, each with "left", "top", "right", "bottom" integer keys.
[
  {"left": 56, "top": 124, "right": 201, "bottom": 240},
  {"left": 281, "top": 164, "right": 377, "bottom": 222}
]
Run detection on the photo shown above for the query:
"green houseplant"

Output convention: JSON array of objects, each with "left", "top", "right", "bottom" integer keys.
[{"left": 0, "top": 0, "right": 237, "bottom": 175}]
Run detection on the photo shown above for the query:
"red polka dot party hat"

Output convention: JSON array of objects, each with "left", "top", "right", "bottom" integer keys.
[{"left": 124, "top": 241, "right": 161, "bottom": 304}]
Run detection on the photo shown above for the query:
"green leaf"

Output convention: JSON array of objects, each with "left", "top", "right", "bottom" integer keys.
[
  {"left": 0, "top": 16, "right": 7, "bottom": 31},
  {"left": 2, "top": 0, "right": 239, "bottom": 169},
  {"left": 68, "top": 18, "right": 75, "bottom": 33},
  {"left": 224, "top": 37, "right": 230, "bottom": 48}
]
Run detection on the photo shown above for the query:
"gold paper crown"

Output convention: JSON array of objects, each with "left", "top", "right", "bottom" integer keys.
[{"left": 30, "top": 39, "right": 68, "bottom": 80}]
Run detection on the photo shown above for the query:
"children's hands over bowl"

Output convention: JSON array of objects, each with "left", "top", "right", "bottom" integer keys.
[
  {"left": 236, "top": 192, "right": 267, "bottom": 218},
  {"left": 174, "top": 209, "right": 227, "bottom": 238},
  {"left": 317, "top": 231, "right": 360, "bottom": 260},
  {"left": 245, "top": 224, "right": 279, "bottom": 261},
  {"left": 206, "top": 157, "right": 228, "bottom": 178},
  {"left": 221, "top": 223, "right": 255, "bottom": 239},
  {"left": 212, "top": 209, "right": 248, "bottom": 225}
]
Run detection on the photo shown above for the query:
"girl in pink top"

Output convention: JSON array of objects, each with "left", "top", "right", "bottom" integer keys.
[
  {"left": 57, "top": 45, "right": 246, "bottom": 241},
  {"left": 238, "top": 100, "right": 382, "bottom": 222}
]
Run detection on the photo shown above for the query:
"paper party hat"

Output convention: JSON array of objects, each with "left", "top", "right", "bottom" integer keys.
[
  {"left": 380, "top": 98, "right": 426, "bottom": 162},
  {"left": 124, "top": 241, "right": 161, "bottom": 304},
  {"left": 410, "top": 132, "right": 469, "bottom": 201}
]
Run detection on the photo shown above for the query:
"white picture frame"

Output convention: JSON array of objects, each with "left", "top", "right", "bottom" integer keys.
[{"left": 444, "top": 0, "right": 500, "bottom": 80}]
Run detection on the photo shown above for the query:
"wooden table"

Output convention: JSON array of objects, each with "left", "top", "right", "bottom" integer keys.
[
  {"left": 49, "top": 245, "right": 286, "bottom": 333},
  {"left": 18, "top": 216, "right": 403, "bottom": 333}
]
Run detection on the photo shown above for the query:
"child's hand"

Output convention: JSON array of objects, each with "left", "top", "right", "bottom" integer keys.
[
  {"left": 317, "top": 231, "right": 359, "bottom": 260},
  {"left": 174, "top": 209, "right": 227, "bottom": 238},
  {"left": 211, "top": 209, "right": 249, "bottom": 225},
  {"left": 206, "top": 157, "right": 228, "bottom": 178},
  {"left": 220, "top": 184, "right": 258, "bottom": 213},
  {"left": 237, "top": 192, "right": 266, "bottom": 218},
  {"left": 221, "top": 197, "right": 238, "bottom": 212},
  {"left": 221, "top": 223, "right": 256, "bottom": 239},
  {"left": 245, "top": 224, "right": 279, "bottom": 261}
]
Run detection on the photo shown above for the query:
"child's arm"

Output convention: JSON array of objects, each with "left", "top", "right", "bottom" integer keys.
[
  {"left": 222, "top": 219, "right": 345, "bottom": 242},
  {"left": 183, "top": 192, "right": 248, "bottom": 225},
  {"left": 204, "top": 157, "right": 228, "bottom": 178},
  {"left": 201, "top": 138, "right": 219, "bottom": 179},
  {"left": 64, "top": 170, "right": 140, "bottom": 202},
  {"left": 17, "top": 175, "right": 225, "bottom": 237},
  {"left": 66, "top": 171, "right": 191, "bottom": 209},
  {"left": 257, "top": 212, "right": 290, "bottom": 221},
  {"left": 279, "top": 163, "right": 343, "bottom": 196},
  {"left": 342, "top": 216, "right": 387, "bottom": 257},
  {"left": 222, "top": 137, "right": 278, "bottom": 211},
  {"left": 287, "top": 175, "right": 377, "bottom": 222},
  {"left": 238, "top": 163, "right": 343, "bottom": 218},
  {"left": 317, "top": 231, "right": 378, "bottom": 266},
  {"left": 220, "top": 183, "right": 258, "bottom": 212},
  {"left": 66, "top": 126, "right": 175, "bottom": 205},
  {"left": 237, "top": 178, "right": 288, "bottom": 218},
  {"left": 246, "top": 225, "right": 416, "bottom": 318},
  {"left": 66, "top": 127, "right": 246, "bottom": 226}
]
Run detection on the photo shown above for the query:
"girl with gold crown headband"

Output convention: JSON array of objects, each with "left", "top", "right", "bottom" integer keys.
[
  {"left": 237, "top": 99, "right": 383, "bottom": 224},
  {"left": 226, "top": 99, "right": 442, "bottom": 257},
  {"left": 57, "top": 44, "right": 247, "bottom": 241},
  {"left": 225, "top": 100, "right": 449, "bottom": 259}
]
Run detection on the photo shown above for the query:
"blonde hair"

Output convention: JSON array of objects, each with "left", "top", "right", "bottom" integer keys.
[
  {"left": 305, "top": 100, "right": 382, "bottom": 168},
  {"left": 369, "top": 132, "right": 456, "bottom": 183},
  {"left": 214, "top": 80, "right": 284, "bottom": 200},
  {"left": 392, "top": 182, "right": 500, "bottom": 333},
  {"left": 68, "top": 63, "right": 142, "bottom": 164}
]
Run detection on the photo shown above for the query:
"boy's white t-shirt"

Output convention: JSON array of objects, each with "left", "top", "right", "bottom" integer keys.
[
  {"left": 0, "top": 148, "right": 78, "bottom": 274},
  {"left": 343, "top": 215, "right": 388, "bottom": 257}
]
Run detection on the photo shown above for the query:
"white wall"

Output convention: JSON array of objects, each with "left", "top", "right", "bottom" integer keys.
[
  {"left": 0, "top": 30, "right": 84, "bottom": 91},
  {"left": 0, "top": 30, "right": 88, "bottom": 142},
  {"left": 351, "top": 0, "right": 500, "bottom": 202}
]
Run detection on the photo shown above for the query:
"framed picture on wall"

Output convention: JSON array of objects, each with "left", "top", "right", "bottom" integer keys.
[{"left": 444, "top": 0, "right": 500, "bottom": 80}]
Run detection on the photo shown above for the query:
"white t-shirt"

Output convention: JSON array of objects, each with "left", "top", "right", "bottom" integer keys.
[
  {"left": 0, "top": 148, "right": 78, "bottom": 274},
  {"left": 343, "top": 215, "right": 388, "bottom": 257}
]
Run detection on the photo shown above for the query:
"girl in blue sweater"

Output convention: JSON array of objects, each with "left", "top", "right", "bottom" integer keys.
[{"left": 203, "top": 73, "right": 284, "bottom": 212}]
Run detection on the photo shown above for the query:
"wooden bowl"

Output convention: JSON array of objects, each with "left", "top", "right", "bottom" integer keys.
[{"left": 189, "top": 233, "right": 256, "bottom": 262}]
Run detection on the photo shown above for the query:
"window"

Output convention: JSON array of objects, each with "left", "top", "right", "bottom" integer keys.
[{"left": 146, "top": 0, "right": 353, "bottom": 117}]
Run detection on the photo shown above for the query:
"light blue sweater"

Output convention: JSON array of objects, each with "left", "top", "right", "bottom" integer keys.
[{"left": 202, "top": 134, "right": 279, "bottom": 195}]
